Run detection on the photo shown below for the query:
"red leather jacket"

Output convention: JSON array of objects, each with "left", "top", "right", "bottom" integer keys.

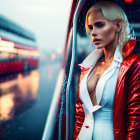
[{"left": 73, "top": 40, "right": 140, "bottom": 140}]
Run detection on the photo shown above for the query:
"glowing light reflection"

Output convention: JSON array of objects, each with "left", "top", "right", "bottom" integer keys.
[
  {"left": 0, "top": 94, "right": 14, "bottom": 121},
  {"left": 0, "top": 70, "right": 39, "bottom": 121},
  {"left": 17, "top": 70, "right": 39, "bottom": 100},
  {"left": 29, "top": 71, "right": 39, "bottom": 98}
]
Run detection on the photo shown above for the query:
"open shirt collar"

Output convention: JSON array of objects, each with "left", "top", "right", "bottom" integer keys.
[{"left": 78, "top": 45, "right": 123, "bottom": 69}]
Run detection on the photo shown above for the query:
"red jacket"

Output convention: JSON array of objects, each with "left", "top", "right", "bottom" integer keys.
[{"left": 73, "top": 40, "right": 140, "bottom": 140}]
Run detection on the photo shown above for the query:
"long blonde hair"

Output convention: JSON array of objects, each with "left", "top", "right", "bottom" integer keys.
[{"left": 85, "top": 1, "right": 131, "bottom": 54}]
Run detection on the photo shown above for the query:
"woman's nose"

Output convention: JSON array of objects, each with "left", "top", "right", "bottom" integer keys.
[{"left": 91, "top": 30, "right": 97, "bottom": 37}]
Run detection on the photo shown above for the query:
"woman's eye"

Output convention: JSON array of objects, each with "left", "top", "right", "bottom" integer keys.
[
  {"left": 95, "top": 22, "right": 105, "bottom": 28},
  {"left": 88, "top": 22, "right": 104, "bottom": 30}
]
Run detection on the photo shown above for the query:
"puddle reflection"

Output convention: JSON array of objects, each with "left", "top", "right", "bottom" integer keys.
[
  {"left": 0, "top": 70, "right": 39, "bottom": 122},
  {"left": 0, "top": 93, "right": 14, "bottom": 121}
]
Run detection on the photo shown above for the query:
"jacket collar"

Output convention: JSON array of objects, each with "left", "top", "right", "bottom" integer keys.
[
  {"left": 123, "top": 39, "right": 137, "bottom": 58},
  {"left": 78, "top": 49, "right": 103, "bottom": 69},
  {"left": 78, "top": 45, "right": 122, "bottom": 69},
  {"left": 78, "top": 39, "right": 137, "bottom": 70}
]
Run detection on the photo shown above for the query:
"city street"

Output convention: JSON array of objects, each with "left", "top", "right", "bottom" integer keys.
[{"left": 0, "top": 62, "right": 61, "bottom": 140}]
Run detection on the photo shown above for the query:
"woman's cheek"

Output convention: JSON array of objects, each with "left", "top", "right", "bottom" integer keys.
[
  {"left": 103, "top": 28, "right": 116, "bottom": 42},
  {"left": 102, "top": 27, "right": 112, "bottom": 36}
]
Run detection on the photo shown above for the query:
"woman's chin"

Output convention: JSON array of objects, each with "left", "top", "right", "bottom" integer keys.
[{"left": 95, "top": 45, "right": 104, "bottom": 50}]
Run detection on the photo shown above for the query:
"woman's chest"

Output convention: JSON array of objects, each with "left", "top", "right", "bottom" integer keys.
[
  {"left": 80, "top": 63, "right": 120, "bottom": 113},
  {"left": 87, "top": 61, "right": 112, "bottom": 95}
]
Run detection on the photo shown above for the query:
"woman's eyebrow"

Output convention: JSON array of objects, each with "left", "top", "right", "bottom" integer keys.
[
  {"left": 94, "top": 21, "right": 105, "bottom": 25},
  {"left": 88, "top": 21, "right": 105, "bottom": 25},
  {"left": 88, "top": 21, "right": 106, "bottom": 28}
]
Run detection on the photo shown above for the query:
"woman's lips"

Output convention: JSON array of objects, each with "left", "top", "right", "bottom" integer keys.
[{"left": 93, "top": 39, "right": 101, "bottom": 45}]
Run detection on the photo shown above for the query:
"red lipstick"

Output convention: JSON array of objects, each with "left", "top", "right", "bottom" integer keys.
[{"left": 93, "top": 39, "right": 101, "bottom": 45}]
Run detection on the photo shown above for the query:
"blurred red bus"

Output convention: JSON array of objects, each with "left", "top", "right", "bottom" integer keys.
[{"left": 0, "top": 15, "right": 39, "bottom": 75}]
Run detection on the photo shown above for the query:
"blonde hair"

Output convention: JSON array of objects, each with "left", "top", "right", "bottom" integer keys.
[{"left": 85, "top": 1, "right": 130, "bottom": 54}]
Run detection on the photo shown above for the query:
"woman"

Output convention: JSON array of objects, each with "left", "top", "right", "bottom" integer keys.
[{"left": 73, "top": 1, "right": 140, "bottom": 140}]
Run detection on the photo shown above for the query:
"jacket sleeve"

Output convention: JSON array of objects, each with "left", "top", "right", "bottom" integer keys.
[
  {"left": 73, "top": 70, "right": 86, "bottom": 140},
  {"left": 72, "top": 96, "right": 85, "bottom": 140},
  {"left": 126, "top": 56, "right": 140, "bottom": 140}
]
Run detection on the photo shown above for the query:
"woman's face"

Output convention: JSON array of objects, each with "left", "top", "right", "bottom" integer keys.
[{"left": 87, "top": 10, "right": 118, "bottom": 49}]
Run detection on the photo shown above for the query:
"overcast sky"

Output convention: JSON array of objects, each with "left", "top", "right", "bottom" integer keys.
[{"left": 0, "top": 0, "right": 72, "bottom": 52}]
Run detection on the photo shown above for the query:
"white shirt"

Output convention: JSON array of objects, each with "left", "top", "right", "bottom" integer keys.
[{"left": 77, "top": 46, "right": 123, "bottom": 140}]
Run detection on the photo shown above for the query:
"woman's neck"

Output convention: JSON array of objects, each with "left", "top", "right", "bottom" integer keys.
[
  {"left": 103, "top": 36, "right": 119, "bottom": 62},
  {"left": 103, "top": 46, "right": 116, "bottom": 62}
]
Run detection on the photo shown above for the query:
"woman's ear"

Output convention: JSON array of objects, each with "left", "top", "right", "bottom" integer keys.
[{"left": 116, "top": 19, "right": 121, "bottom": 31}]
